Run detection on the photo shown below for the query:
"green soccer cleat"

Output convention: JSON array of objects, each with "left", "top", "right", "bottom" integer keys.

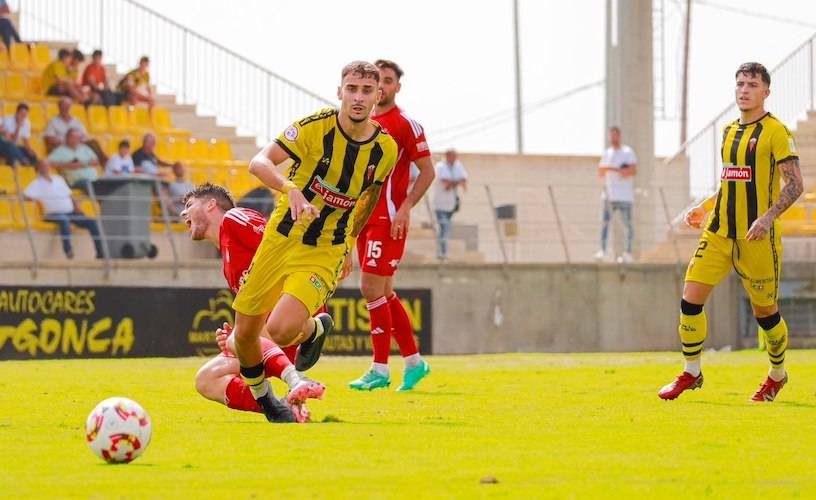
[
  {"left": 396, "top": 359, "right": 431, "bottom": 392},
  {"left": 348, "top": 369, "right": 391, "bottom": 391}
]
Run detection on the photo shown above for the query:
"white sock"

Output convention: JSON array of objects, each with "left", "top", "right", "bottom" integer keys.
[
  {"left": 248, "top": 378, "right": 270, "bottom": 399},
  {"left": 769, "top": 366, "right": 786, "bottom": 382},
  {"left": 684, "top": 359, "right": 701, "bottom": 377},
  {"left": 281, "top": 365, "right": 300, "bottom": 389},
  {"left": 404, "top": 353, "right": 422, "bottom": 370},
  {"left": 372, "top": 362, "right": 389, "bottom": 376}
]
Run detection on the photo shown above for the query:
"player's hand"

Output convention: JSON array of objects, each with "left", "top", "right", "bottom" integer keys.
[
  {"left": 215, "top": 322, "right": 232, "bottom": 354},
  {"left": 391, "top": 205, "right": 411, "bottom": 239},
  {"left": 339, "top": 253, "right": 353, "bottom": 281},
  {"left": 287, "top": 188, "right": 320, "bottom": 225},
  {"left": 684, "top": 205, "right": 709, "bottom": 229},
  {"left": 746, "top": 215, "right": 772, "bottom": 241}
]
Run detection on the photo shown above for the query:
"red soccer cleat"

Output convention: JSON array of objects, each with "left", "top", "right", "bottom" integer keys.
[
  {"left": 750, "top": 374, "right": 788, "bottom": 402},
  {"left": 658, "top": 372, "right": 704, "bottom": 400}
]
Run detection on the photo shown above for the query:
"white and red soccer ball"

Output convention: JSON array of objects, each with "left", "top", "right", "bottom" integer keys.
[{"left": 85, "top": 397, "right": 152, "bottom": 464}]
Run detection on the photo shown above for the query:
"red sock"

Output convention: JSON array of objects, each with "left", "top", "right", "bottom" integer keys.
[
  {"left": 281, "top": 345, "right": 298, "bottom": 364},
  {"left": 388, "top": 293, "right": 419, "bottom": 357},
  {"left": 225, "top": 376, "right": 262, "bottom": 413},
  {"left": 260, "top": 337, "right": 292, "bottom": 379},
  {"left": 367, "top": 296, "right": 392, "bottom": 364}
]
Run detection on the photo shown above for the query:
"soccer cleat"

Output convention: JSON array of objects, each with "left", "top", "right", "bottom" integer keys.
[
  {"left": 349, "top": 369, "right": 391, "bottom": 391},
  {"left": 750, "top": 374, "right": 788, "bottom": 402},
  {"left": 289, "top": 400, "right": 312, "bottom": 424},
  {"left": 396, "top": 359, "right": 431, "bottom": 392},
  {"left": 295, "top": 313, "right": 333, "bottom": 372},
  {"left": 658, "top": 372, "right": 704, "bottom": 400},
  {"left": 255, "top": 391, "right": 296, "bottom": 423},
  {"left": 286, "top": 377, "right": 326, "bottom": 405}
]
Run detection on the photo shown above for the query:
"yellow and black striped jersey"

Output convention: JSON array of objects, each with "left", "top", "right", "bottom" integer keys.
[
  {"left": 707, "top": 112, "right": 798, "bottom": 240},
  {"left": 271, "top": 108, "right": 397, "bottom": 246}
]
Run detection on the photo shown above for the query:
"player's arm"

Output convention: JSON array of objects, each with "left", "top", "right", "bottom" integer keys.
[
  {"left": 392, "top": 156, "right": 435, "bottom": 239},
  {"left": 340, "top": 183, "right": 384, "bottom": 278},
  {"left": 746, "top": 157, "right": 803, "bottom": 240},
  {"left": 684, "top": 191, "right": 719, "bottom": 229},
  {"left": 248, "top": 142, "right": 319, "bottom": 224}
]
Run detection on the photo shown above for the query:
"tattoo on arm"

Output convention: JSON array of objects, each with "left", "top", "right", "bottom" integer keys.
[
  {"left": 350, "top": 184, "right": 382, "bottom": 238},
  {"left": 766, "top": 158, "right": 803, "bottom": 220}
]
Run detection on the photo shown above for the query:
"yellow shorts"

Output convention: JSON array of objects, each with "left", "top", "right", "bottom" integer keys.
[
  {"left": 685, "top": 230, "right": 782, "bottom": 307},
  {"left": 232, "top": 230, "right": 346, "bottom": 316}
]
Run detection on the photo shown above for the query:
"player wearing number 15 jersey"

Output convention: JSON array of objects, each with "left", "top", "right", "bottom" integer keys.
[
  {"left": 659, "top": 63, "right": 803, "bottom": 402},
  {"left": 350, "top": 59, "right": 436, "bottom": 392}
]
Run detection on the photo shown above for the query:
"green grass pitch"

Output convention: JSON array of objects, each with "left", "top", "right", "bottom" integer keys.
[{"left": 2, "top": 352, "right": 816, "bottom": 498}]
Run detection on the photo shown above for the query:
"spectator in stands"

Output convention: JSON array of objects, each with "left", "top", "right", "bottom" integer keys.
[
  {"left": 68, "top": 49, "right": 91, "bottom": 104},
  {"left": 117, "top": 56, "right": 155, "bottom": 109},
  {"left": 132, "top": 133, "right": 179, "bottom": 177},
  {"left": 0, "top": 1, "right": 21, "bottom": 48},
  {"left": 42, "top": 49, "right": 88, "bottom": 104},
  {"left": 433, "top": 149, "right": 468, "bottom": 260},
  {"left": 165, "top": 162, "right": 194, "bottom": 216},
  {"left": 23, "top": 160, "right": 104, "bottom": 259},
  {"left": 1, "top": 103, "right": 37, "bottom": 164},
  {"left": 104, "top": 139, "right": 134, "bottom": 176},
  {"left": 82, "top": 49, "right": 118, "bottom": 106},
  {"left": 595, "top": 126, "right": 638, "bottom": 264},
  {"left": 44, "top": 96, "right": 107, "bottom": 163},
  {"left": 47, "top": 128, "right": 99, "bottom": 193}
]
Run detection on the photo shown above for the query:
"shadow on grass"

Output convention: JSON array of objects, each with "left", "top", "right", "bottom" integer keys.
[
  {"left": 95, "top": 462, "right": 156, "bottom": 467},
  {"left": 687, "top": 399, "right": 816, "bottom": 408},
  {"left": 211, "top": 418, "right": 468, "bottom": 427}
]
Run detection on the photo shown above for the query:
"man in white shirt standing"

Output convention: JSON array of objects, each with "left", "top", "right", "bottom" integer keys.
[
  {"left": 23, "top": 160, "right": 104, "bottom": 259},
  {"left": 595, "top": 126, "right": 637, "bottom": 263},
  {"left": 433, "top": 148, "right": 468, "bottom": 260}
]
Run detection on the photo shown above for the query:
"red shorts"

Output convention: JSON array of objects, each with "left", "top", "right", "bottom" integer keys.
[{"left": 356, "top": 224, "right": 407, "bottom": 277}]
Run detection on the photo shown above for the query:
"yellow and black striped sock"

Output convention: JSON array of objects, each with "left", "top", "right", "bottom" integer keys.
[
  {"left": 239, "top": 363, "right": 268, "bottom": 399},
  {"left": 679, "top": 299, "right": 707, "bottom": 364},
  {"left": 757, "top": 312, "right": 787, "bottom": 377}
]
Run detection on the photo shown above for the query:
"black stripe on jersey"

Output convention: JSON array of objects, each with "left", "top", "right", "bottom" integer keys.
[
  {"left": 331, "top": 143, "right": 385, "bottom": 245},
  {"left": 726, "top": 127, "right": 745, "bottom": 239},
  {"left": 302, "top": 205, "right": 336, "bottom": 246},
  {"left": 276, "top": 128, "right": 336, "bottom": 238},
  {"left": 273, "top": 139, "right": 302, "bottom": 165},
  {"left": 331, "top": 210, "right": 353, "bottom": 245},
  {"left": 744, "top": 123, "right": 763, "bottom": 230},
  {"left": 298, "top": 108, "right": 336, "bottom": 127},
  {"left": 708, "top": 125, "right": 733, "bottom": 233}
]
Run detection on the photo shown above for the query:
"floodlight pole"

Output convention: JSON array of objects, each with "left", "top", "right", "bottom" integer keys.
[{"left": 513, "top": 0, "right": 523, "bottom": 154}]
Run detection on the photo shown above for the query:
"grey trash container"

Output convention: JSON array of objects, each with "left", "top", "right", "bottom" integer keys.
[{"left": 92, "top": 176, "right": 161, "bottom": 259}]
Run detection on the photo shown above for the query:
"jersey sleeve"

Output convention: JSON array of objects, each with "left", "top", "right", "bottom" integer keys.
[
  {"left": 222, "top": 209, "right": 263, "bottom": 251},
  {"left": 374, "top": 137, "right": 398, "bottom": 185},
  {"left": 405, "top": 119, "right": 431, "bottom": 162},
  {"left": 771, "top": 125, "right": 798, "bottom": 164},
  {"left": 274, "top": 109, "right": 330, "bottom": 163}
]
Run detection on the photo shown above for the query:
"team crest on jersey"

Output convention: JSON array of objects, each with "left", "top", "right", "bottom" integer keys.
[
  {"left": 365, "top": 164, "right": 377, "bottom": 183},
  {"left": 748, "top": 138, "right": 757, "bottom": 153},
  {"left": 721, "top": 164, "right": 752, "bottom": 182},
  {"left": 309, "top": 176, "right": 357, "bottom": 209},
  {"left": 284, "top": 125, "right": 299, "bottom": 142},
  {"left": 309, "top": 274, "right": 324, "bottom": 291}
]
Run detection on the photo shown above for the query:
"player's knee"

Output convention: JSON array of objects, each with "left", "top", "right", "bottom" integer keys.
[
  {"left": 753, "top": 303, "right": 780, "bottom": 323},
  {"left": 360, "top": 279, "right": 385, "bottom": 301},
  {"left": 264, "top": 321, "right": 298, "bottom": 346},
  {"left": 194, "top": 366, "right": 214, "bottom": 399}
]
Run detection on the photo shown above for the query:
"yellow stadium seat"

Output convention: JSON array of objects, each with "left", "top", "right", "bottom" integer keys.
[
  {"left": 210, "top": 140, "right": 233, "bottom": 161},
  {"left": 44, "top": 101, "right": 58, "bottom": 120},
  {"left": 30, "top": 45, "right": 51, "bottom": 71},
  {"left": 128, "top": 106, "right": 153, "bottom": 133},
  {"left": 188, "top": 139, "right": 211, "bottom": 162},
  {"left": 0, "top": 165, "right": 15, "bottom": 192},
  {"left": 108, "top": 106, "right": 129, "bottom": 134},
  {"left": 9, "top": 44, "right": 31, "bottom": 71},
  {"left": 2, "top": 100, "right": 16, "bottom": 116},
  {"left": 5, "top": 73, "right": 26, "bottom": 100},
  {"left": 26, "top": 76, "right": 43, "bottom": 100},
  {"left": 22, "top": 200, "right": 54, "bottom": 231},
  {"left": 87, "top": 105, "right": 109, "bottom": 134},
  {"left": 0, "top": 196, "right": 14, "bottom": 229},
  {"left": 167, "top": 139, "right": 189, "bottom": 162},
  {"left": 151, "top": 107, "right": 189, "bottom": 138},
  {"left": 29, "top": 103, "right": 46, "bottom": 132},
  {"left": 188, "top": 167, "right": 210, "bottom": 185},
  {"left": 30, "top": 137, "right": 46, "bottom": 159},
  {"left": 17, "top": 166, "right": 36, "bottom": 186},
  {"left": 0, "top": 49, "right": 8, "bottom": 71},
  {"left": 78, "top": 199, "right": 100, "bottom": 217},
  {"left": 70, "top": 104, "right": 88, "bottom": 128},
  {"left": 782, "top": 205, "right": 806, "bottom": 221}
]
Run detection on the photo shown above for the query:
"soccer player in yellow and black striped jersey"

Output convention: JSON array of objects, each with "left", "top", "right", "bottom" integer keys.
[
  {"left": 659, "top": 62, "right": 803, "bottom": 402},
  {"left": 230, "top": 61, "right": 398, "bottom": 421}
]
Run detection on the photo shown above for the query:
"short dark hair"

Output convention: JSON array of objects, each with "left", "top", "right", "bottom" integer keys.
[
  {"left": 182, "top": 183, "right": 235, "bottom": 212},
  {"left": 609, "top": 125, "right": 621, "bottom": 133},
  {"left": 341, "top": 61, "right": 379, "bottom": 82},
  {"left": 139, "top": 55, "right": 150, "bottom": 65},
  {"left": 92, "top": 49, "right": 102, "bottom": 58},
  {"left": 735, "top": 62, "right": 770, "bottom": 86},
  {"left": 118, "top": 139, "right": 130, "bottom": 149},
  {"left": 57, "top": 48, "right": 70, "bottom": 60},
  {"left": 16, "top": 103, "right": 28, "bottom": 113},
  {"left": 374, "top": 59, "right": 404, "bottom": 80},
  {"left": 71, "top": 49, "right": 84, "bottom": 62}
]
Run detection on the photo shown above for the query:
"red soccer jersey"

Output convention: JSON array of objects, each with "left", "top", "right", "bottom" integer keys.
[
  {"left": 369, "top": 105, "right": 431, "bottom": 225},
  {"left": 219, "top": 207, "right": 267, "bottom": 293}
]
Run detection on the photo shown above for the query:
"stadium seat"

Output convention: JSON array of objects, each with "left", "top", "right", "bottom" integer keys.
[
  {"left": 29, "top": 137, "right": 46, "bottom": 159},
  {"left": 17, "top": 166, "right": 36, "bottom": 187},
  {"left": 0, "top": 196, "right": 13, "bottom": 229},
  {"left": 8, "top": 44, "right": 31, "bottom": 71},
  {"left": 0, "top": 165, "right": 15, "bottom": 192},
  {"left": 70, "top": 104, "right": 88, "bottom": 128},
  {"left": 108, "top": 106, "right": 130, "bottom": 134},
  {"left": 78, "top": 199, "right": 100, "bottom": 217},
  {"left": 87, "top": 105, "right": 109, "bottom": 134},
  {"left": 188, "top": 139, "right": 211, "bottom": 163},
  {"left": 29, "top": 103, "right": 46, "bottom": 132},
  {"left": 5, "top": 73, "right": 26, "bottom": 100},
  {"left": 2, "top": 100, "right": 16, "bottom": 116},
  {"left": 44, "top": 101, "right": 58, "bottom": 120},
  {"left": 128, "top": 106, "right": 153, "bottom": 134},
  {"left": 26, "top": 77, "right": 44, "bottom": 100},
  {"left": 167, "top": 139, "right": 190, "bottom": 162},
  {"left": 188, "top": 166, "right": 210, "bottom": 185},
  {"left": 29, "top": 45, "right": 51, "bottom": 71},
  {"left": 210, "top": 140, "right": 234, "bottom": 161},
  {"left": 0, "top": 49, "right": 8, "bottom": 71},
  {"left": 151, "top": 107, "right": 190, "bottom": 138}
]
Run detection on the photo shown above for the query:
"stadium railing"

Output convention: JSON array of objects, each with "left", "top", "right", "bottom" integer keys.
[{"left": 11, "top": 0, "right": 334, "bottom": 143}]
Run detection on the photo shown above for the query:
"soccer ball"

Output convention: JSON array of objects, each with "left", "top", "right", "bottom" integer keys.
[{"left": 85, "top": 397, "right": 152, "bottom": 464}]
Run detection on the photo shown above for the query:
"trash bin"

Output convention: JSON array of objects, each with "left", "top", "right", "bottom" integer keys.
[
  {"left": 92, "top": 176, "right": 161, "bottom": 259},
  {"left": 495, "top": 204, "right": 518, "bottom": 237}
]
